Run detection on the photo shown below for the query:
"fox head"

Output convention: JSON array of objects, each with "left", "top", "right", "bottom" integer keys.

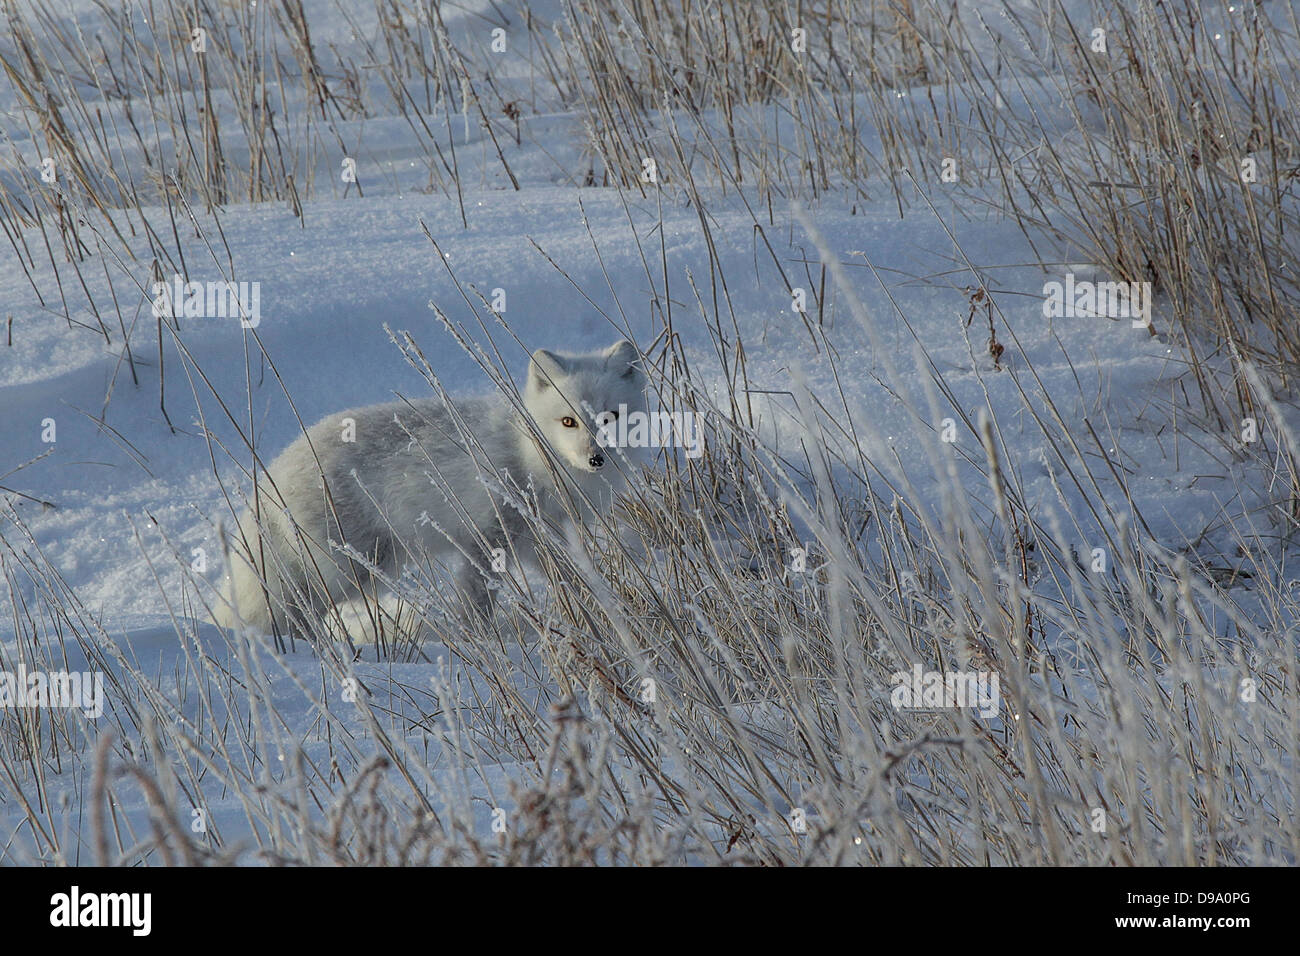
[{"left": 525, "top": 339, "right": 647, "bottom": 474}]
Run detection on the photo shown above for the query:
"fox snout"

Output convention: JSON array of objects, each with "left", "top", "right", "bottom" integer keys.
[{"left": 588, "top": 452, "right": 604, "bottom": 468}]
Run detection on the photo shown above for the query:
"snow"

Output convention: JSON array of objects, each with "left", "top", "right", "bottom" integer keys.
[{"left": 0, "top": 0, "right": 1293, "bottom": 864}]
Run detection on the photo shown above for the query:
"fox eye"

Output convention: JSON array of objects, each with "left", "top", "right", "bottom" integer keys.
[{"left": 561, "top": 416, "right": 578, "bottom": 428}]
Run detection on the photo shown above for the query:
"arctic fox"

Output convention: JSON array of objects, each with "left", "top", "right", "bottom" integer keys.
[{"left": 216, "top": 340, "right": 647, "bottom": 635}]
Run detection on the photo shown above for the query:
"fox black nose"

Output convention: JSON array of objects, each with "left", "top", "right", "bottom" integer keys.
[{"left": 589, "top": 453, "right": 604, "bottom": 468}]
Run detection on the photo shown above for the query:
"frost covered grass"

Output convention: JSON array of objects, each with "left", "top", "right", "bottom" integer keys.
[
  {"left": 1, "top": 0, "right": 1297, "bottom": 865},
  {"left": 5, "top": 1, "right": 1297, "bottom": 392},
  {"left": 4, "top": 278, "right": 1297, "bottom": 864}
]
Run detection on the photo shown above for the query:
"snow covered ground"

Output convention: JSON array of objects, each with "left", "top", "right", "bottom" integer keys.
[{"left": 1, "top": 0, "right": 1296, "bottom": 865}]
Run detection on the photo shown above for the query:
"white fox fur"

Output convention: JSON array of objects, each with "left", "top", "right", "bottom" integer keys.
[{"left": 216, "top": 340, "right": 647, "bottom": 635}]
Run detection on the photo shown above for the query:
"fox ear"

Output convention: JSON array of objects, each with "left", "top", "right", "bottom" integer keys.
[
  {"left": 604, "top": 339, "right": 640, "bottom": 378},
  {"left": 528, "top": 348, "right": 567, "bottom": 391}
]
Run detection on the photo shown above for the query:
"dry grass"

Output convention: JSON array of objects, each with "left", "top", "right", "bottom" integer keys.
[{"left": 0, "top": 0, "right": 1296, "bottom": 865}]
